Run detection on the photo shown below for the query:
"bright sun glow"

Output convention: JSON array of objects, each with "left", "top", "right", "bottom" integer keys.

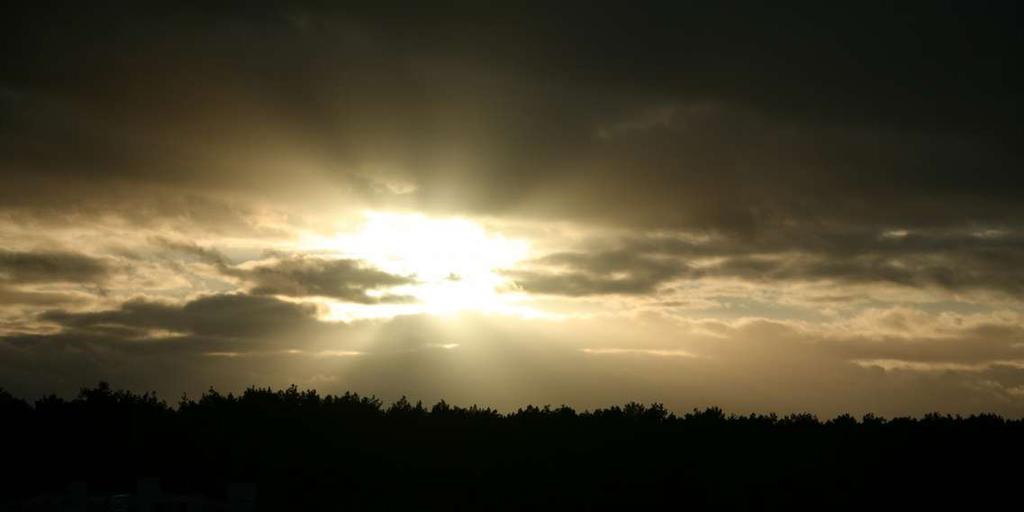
[{"left": 301, "top": 212, "right": 534, "bottom": 320}]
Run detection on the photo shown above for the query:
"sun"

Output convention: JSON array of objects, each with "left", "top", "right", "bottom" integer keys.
[{"left": 301, "top": 211, "right": 532, "bottom": 319}]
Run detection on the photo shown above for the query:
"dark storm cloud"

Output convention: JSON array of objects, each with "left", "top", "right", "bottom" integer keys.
[
  {"left": 0, "top": 250, "right": 110, "bottom": 284},
  {"left": 1, "top": 2, "right": 1020, "bottom": 235}
]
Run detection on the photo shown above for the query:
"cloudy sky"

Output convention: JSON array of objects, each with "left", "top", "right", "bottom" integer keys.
[{"left": 2, "top": 2, "right": 1022, "bottom": 416}]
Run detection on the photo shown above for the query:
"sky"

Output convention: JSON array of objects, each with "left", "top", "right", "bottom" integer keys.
[{"left": 1, "top": 2, "right": 1023, "bottom": 416}]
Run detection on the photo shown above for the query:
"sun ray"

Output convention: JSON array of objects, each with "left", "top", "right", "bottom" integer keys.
[{"left": 300, "top": 211, "right": 538, "bottom": 320}]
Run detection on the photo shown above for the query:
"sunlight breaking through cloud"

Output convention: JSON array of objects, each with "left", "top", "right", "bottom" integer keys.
[{"left": 299, "top": 212, "right": 543, "bottom": 320}]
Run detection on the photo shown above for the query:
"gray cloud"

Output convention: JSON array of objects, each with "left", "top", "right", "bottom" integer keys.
[
  {"left": 0, "top": 3, "right": 1022, "bottom": 416},
  {"left": 157, "top": 240, "right": 415, "bottom": 302},
  {"left": 0, "top": 293, "right": 334, "bottom": 399},
  {"left": 0, "top": 249, "right": 110, "bottom": 285},
  {"left": 39, "top": 293, "right": 321, "bottom": 341},
  {"left": 511, "top": 229, "right": 1024, "bottom": 297},
  {"left": 232, "top": 256, "right": 415, "bottom": 303},
  {"left": 507, "top": 251, "right": 685, "bottom": 296},
  {"left": 153, "top": 238, "right": 232, "bottom": 267},
  {"left": 0, "top": 286, "right": 83, "bottom": 306},
  {"left": 1, "top": 3, "right": 1020, "bottom": 237},
  {"left": 5, "top": 308, "right": 1024, "bottom": 417}
]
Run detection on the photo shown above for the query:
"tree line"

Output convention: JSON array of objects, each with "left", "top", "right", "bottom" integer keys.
[{"left": 1, "top": 382, "right": 1020, "bottom": 510}]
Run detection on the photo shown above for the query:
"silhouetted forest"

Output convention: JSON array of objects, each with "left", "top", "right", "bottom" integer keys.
[{"left": 1, "top": 383, "right": 1020, "bottom": 510}]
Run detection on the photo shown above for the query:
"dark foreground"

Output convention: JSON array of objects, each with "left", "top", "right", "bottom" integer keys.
[{"left": 0, "top": 383, "right": 1020, "bottom": 511}]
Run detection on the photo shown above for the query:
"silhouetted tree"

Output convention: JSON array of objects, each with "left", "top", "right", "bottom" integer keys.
[{"left": 1, "top": 382, "right": 1020, "bottom": 511}]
